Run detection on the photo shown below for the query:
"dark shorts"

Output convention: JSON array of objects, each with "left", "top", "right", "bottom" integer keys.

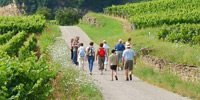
[
  {"left": 111, "top": 65, "right": 117, "bottom": 70},
  {"left": 125, "top": 60, "right": 133, "bottom": 70}
]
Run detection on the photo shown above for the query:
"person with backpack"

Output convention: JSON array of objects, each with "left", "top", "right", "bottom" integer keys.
[
  {"left": 122, "top": 43, "right": 136, "bottom": 81},
  {"left": 109, "top": 49, "right": 118, "bottom": 81},
  {"left": 103, "top": 40, "right": 110, "bottom": 71},
  {"left": 77, "top": 43, "right": 86, "bottom": 70},
  {"left": 72, "top": 36, "right": 79, "bottom": 65},
  {"left": 85, "top": 42, "right": 95, "bottom": 75},
  {"left": 96, "top": 43, "right": 108, "bottom": 75}
]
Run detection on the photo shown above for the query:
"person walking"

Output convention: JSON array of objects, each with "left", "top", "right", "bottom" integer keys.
[
  {"left": 70, "top": 38, "right": 74, "bottom": 62},
  {"left": 77, "top": 43, "right": 85, "bottom": 70},
  {"left": 72, "top": 36, "right": 79, "bottom": 65},
  {"left": 109, "top": 49, "right": 119, "bottom": 81},
  {"left": 86, "top": 42, "right": 95, "bottom": 75},
  {"left": 122, "top": 43, "right": 136, "bottom": 81},
  {"left": 96, "top": 43, "right": 108, "bottom": 75},
  {"left": 103, "top": 40, "right": 110, "bottom": 71},
  {"left": 125, "top": 38, "right": 132, "bottom": 46},
  {"left": 115, "top": 39, "right": 125, "bottom": 70}
]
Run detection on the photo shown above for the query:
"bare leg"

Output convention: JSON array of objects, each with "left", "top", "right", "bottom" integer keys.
[
  {"left": 111, "top": 70, "right": 113, "bottom": 81},
  {"left": 125, "top": 69, "right": 129, "bottom": 81}
]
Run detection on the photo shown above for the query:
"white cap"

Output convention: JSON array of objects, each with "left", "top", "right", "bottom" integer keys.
[
  {"left": 119, "top": 39, "right": 122, "bottom": 42},
  {"left": 103, "top": 40, "right": 106, "bottom": 43}
]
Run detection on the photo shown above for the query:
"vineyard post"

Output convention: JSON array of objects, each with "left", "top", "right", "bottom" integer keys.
[{"left": 122, "top": 10, "right": 125, "bottom": 19}]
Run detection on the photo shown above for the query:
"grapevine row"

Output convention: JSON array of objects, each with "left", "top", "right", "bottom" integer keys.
[
  {"left": 0, "top": 30, "right": 17, "bottom": 45},
  {"left": 18, "top": 34, "right": 37, "bottom": 61},
  {"left": 0, "top": 31, "right": 28, "bottom": 56},
  {"left": 0, "top": 15, "right": 46, "bottom": 34},
  {"left": 158, "top": 24, "right": 200, "bottom": 45},
  {"left": 104, "top": 0, "right": 200, "bottom": 28}
]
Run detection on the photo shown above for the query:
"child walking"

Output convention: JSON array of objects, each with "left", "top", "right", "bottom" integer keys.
[
  {"left": 109, "top": 49, "right": 119, "bottom": 81},
  {"left": 77, "top": 43, "right": 86, "bottom": 70}
]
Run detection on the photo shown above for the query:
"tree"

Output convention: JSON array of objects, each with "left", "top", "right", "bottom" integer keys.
[
  {"left": 55, "top": 8, "right": 80, "bottom": 26},
  {"left": 36, "top": 7, "right": 52, "bottom": 20}
]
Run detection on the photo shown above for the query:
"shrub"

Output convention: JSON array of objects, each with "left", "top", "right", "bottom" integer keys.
[
  {"left": 55, "top": 8, "right": 80, "bottom": 26},
  {"left": 36, "top": 7, "right": 52, "bottom": 20}
]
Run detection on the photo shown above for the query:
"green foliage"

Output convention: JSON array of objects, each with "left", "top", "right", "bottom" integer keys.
[
  {"left": 78, "top": 13, "right": 123, "bottom": 44},
  {"left": 55, "top": 8, "right": 80, "bottom": 26},
  {"left": 0, "top": 53, "right": 56, "bottom": 100},
  {"left": 36, "top": 7, "right": 52, "bottom": 20},
  {"left": 158, "top": 24, "right": 200, "bottom": 45},
  {"left": 0, "top": 0, "right": 12, "bottom": 7},
  {"left": 18, "top": 34, "right": 37, "bottom": 61},
  {"left": 39, "top": 24, "right": 61, "bottom": 53},
  {"left": 0, "top": 31, "right": 17, "bottom": 45},
  {"left": 0, "top": 31, "right": 27, "bottom": 56},
  {"left": 0, "top": 15, "right": 46, "bottom": 34},
  {"left": 134, "top": 60, "right": 200, "bottom": 99},
  {"left": 104, "top": 0, "right": 200, "bottom": 28}
]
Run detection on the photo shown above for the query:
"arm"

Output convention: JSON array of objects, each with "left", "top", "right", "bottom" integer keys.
[
  {"left": 109, "top": 59, "right": 111, "bottom": 69},
  {"left": 85, "top": 50, "right": 87, "bottom": 61},
  {"left": 96, "top": 49, "right": 98, "bottom": 61},
  {"left": 116, "top": 57, "right": 119, "bottom": 68},
  {"left": 134, "top": 56, "right": 136, "bottom": 65},
  {"left": 122, "top": 56, "right": 125, "bottom": 66},
  {"left": 105, "top": 49, "right": 108, "bottom": 61},
  {"left": 77, "top": 50, "right": 79, "bottom": 59}
]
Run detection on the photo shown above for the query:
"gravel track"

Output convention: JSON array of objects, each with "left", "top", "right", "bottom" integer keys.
[{"left": 59, "top": 26, "right": 190, "bottom": 100}]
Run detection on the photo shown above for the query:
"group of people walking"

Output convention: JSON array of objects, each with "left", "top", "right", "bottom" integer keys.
[{"left": 70, "top": 36, "right": 136, "bottom": 81}]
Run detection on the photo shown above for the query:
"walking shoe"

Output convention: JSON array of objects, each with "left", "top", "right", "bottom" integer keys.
[
  {"left": 100, "top": 72, "right": 103, "bottom": 75},
  {"left": 115, "top": 76, "right": 118, "bottom": 80},
  {"left": 126, "top": 77, "right": 129, "bottom": 81},
  {"left": 90, "top": 72, "right": 92, "bottom": 75},
  {"left": 105, "top": 68, "right": 107, "bottom": 71},
  {"left": 129, "top": 74, "right": 132, "bottom": 81},
  {"left": 121, "top": 67, "right": 123, "bottom": 70}
]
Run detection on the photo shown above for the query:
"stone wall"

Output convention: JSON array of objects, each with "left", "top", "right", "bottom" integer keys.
[
  {"left": 140, "top": 47, "right": 200, "bottom": 83},
  {"left": 0, "top": 0, "right": 25, "bottom": 16},
  {"left": 82, "top": 16, "right": 102, "bottom": 27}
]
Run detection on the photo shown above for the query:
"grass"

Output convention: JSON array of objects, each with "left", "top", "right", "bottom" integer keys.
[
  {"left": 78, "top": 13, "right": 200, "bottom": 99},
  {"left": 47, "top": 39, "right": 103, "bottom": 100},
  {"left": 79, "top": 13, "right": 200, "bottom": 67},
  {"left": 39, "top": 23, "right": 61, "bottom": 53},
  {"left": 78, "top": 13, "right": 123, "bottom": 44},
  {"left": 134, "top": 60, "right": 200, "bottom": 99}
]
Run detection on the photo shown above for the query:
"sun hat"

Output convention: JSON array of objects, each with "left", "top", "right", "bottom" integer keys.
[
  {"left": 111, "top": 49, "right": 116, "bottom": 53},
  {"left": 119, "top": 39, "right": 122, "bottom": 42}
]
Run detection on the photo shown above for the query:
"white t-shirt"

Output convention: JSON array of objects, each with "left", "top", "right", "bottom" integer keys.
[{"left": 78, "top": 46, "right": 85, "bottom": 57}]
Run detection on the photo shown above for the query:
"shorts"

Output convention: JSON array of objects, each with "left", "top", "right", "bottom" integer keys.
[
  {"left": 98, "top": 56, "right": 105, "bottom": 70},
  {"left": 116, "top": 51, "right": 123, "bottom": 63},
  {"left": 125, "top": 60, "right": 133, "bottom": 70},
  {"left": 111, "top": 65, "right": 117, "bottom": 70}
]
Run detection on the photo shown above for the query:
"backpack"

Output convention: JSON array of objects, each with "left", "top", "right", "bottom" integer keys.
[
  {"left": 87, "top": 47, "right": 94, "bottom": 56},
  {"left": 79, "top": 48, "right": 85, "bottom": 57},
  {"left": 99, "top": 47, "right": 105, "bottom": 56}
]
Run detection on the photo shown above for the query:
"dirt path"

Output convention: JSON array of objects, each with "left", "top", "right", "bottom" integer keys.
[
  {"left": 105, "top": 15, "right": 132, "bottom": 34},
  {"left": 59, "top": 26, "right": 190, "bottom": 100}
]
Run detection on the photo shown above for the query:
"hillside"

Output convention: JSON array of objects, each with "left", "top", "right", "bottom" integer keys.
[{"left": 0, "top": 0, "right": 155, "bottom": 16}]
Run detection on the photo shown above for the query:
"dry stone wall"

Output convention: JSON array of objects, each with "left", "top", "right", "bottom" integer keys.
[
  {"left": 82, "top": 16, "right": 102, "bottom": 27},
  {"left": 140, "top": 47, "right": 200, "bottom": 83}
]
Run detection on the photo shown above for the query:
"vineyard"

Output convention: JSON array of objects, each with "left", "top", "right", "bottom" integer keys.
[
  {"left": 104, "top": 0, "right": 200, "bottom": 45},
  {"left": 0, "top": 15, "right": 56, "bottom": 99}
]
